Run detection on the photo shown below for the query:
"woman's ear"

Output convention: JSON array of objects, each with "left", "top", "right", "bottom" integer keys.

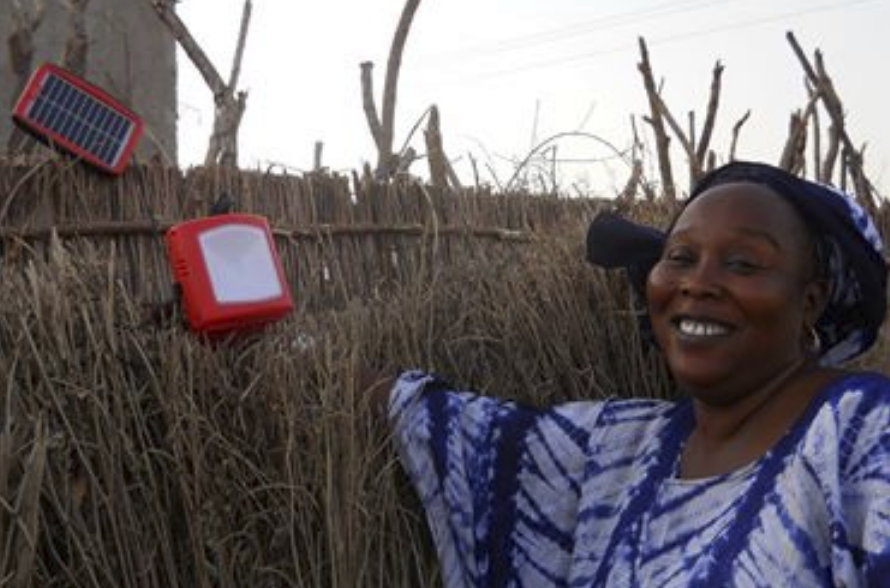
[{"left": 803, "top": 278, "right": 830, "bottom": 327}]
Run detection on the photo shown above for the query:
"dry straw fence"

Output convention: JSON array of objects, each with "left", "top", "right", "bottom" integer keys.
[{"left": 0, "top": 160, "right": 886, "bottom": 587}]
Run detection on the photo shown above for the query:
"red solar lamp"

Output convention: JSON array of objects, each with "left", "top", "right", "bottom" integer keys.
[
  {"left": 165, "top": 213, "right": 294, "bottom": 336},
  {"left": 11, "top": 63, "right": 143, "bottom": 174}
]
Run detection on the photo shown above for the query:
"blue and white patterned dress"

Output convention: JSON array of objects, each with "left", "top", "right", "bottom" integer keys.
[{"left": 390, "top": 370, "right": 890, "bottom": 587}]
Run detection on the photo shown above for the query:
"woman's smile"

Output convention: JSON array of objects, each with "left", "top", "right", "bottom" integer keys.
[{"left": 673, "top": 316, "right": 733, "bottom": 340}]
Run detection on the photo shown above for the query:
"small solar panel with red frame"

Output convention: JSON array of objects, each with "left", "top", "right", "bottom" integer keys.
[{"left": 12, "top": 63, "right": 143, "bottom": 174}]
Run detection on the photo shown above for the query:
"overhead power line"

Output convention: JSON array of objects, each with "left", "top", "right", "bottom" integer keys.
[
  {"left": 441, "top": 0, "right": 752, "bottom": 59},
  {"left": 459, "top": 0, "right": 887, "bottom": 81}
]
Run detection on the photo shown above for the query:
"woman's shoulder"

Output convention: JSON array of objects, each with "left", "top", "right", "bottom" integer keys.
[
  {"left": 795, "top": 371, "right": 890, "bottom": 563},
  {"left": 816, "top": 369, "right": 890, "bottom": 410},
  {"left": 808, "top": 370, "right": 890, "bottom": 431},
  {"left": 803, "top": 370, "right": 890, "bottom": 468}
]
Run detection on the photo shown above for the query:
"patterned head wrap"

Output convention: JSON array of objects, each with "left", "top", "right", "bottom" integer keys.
[{"left": 587, "top": 161, "right": 888, "bottom": 365}]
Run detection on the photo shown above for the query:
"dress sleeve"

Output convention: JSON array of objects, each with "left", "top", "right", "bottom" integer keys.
[
  {"left": 388, "top": 370, "right": 606, "bottom": 588},
  {"left": 825, "top": 374, "right": 890, "bottom": 587}
]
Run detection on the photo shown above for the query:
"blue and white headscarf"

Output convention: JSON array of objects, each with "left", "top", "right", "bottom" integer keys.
[{"left": 587, "top": 161, "right": 888, "bottom": 365}]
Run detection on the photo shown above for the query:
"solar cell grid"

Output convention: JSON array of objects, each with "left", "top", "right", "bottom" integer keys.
[
  {"left": 12, "top": 63, "right": 142, "bottom": 174},
  {"left": 27, "top": 74, "right": 133, "bottom": 168}
]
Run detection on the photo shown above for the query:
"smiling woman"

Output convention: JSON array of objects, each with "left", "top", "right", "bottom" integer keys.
[
  {"left": 646, "top": 180, "right": 837, "bottom": 480},
  {"left": 647, "top": 184, "right": 823, "bottom": 407},
  {"left": 373, "top": 161, "right": 890, "bottom": 587}
]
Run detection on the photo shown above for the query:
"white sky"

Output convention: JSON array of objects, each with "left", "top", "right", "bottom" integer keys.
[{"left": 176, "top": 0, "right": 890, "bottom": 196}]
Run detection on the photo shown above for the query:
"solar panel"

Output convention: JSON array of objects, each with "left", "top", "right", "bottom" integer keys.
[{"left": 12, "top": 63, "right": 143, "bottom": 174}]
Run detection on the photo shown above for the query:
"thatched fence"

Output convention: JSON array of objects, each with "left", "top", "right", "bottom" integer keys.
[
  {"left": 0, "top": 161, "right": 886, "bottom": 587},
  {"left": 0, "top": 159, "right": 612, "bottom": 305}
]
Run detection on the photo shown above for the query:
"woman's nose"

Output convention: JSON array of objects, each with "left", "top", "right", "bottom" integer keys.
[{"left": 679, "top": 260, "right": 723, "bottom": 298}]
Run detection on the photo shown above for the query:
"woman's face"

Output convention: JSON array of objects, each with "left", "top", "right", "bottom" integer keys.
[{"left": 646, "top": 183, "right": 824, "bottom": 405}]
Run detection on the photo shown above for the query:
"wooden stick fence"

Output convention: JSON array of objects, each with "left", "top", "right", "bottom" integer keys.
[{"left": 0, "top": 160, "right": 603, "bottom": 307}]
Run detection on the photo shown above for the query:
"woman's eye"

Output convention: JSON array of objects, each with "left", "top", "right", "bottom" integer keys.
[
  {"left": 663, "top": 248, "right": 694, "bottom": 265},
  {"left": 725, "top": 257, "right": 761, "bottom": 272}
]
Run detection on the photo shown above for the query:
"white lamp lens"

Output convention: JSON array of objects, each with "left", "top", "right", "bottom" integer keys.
[{"left": 198, "top": 224, "right": 283, "bottom": 303}]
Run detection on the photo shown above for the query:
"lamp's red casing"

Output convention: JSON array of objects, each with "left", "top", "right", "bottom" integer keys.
[{"left": 165, "top": 214, "right": 293, "bottom": 335}]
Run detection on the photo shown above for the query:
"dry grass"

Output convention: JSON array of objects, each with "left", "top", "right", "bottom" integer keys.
[
  {"left": 0, "top": 161, "right": 885, "bottom": 586},
  {"left": 0, "top": 226, "right": 663, "bottom": 587}
]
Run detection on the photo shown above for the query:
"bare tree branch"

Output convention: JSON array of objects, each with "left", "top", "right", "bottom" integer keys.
[
  {"left": 227, "top": 0, "right": 252, "bottom": 90},
  {"left": 505, "top": 131, "right": 631, "bottom": 192},
  {"left": 468, "top": 152, "right": 481, "bottom": 189},
  {"left": 206, "top": 91, "right": 247, "bottom": 167},
  {"left": 146, "top": 0, "right": 252, "bottom": 167},
  {"left": 779, "top": 90, "right": 819, "bottom": 174},
  {"left": 360, "top": 62, "right": 383, "bottom": 151},
  {"left": 654, "top": 100, "right": 693, "bottom": 166},
  {"left": 786, "top": 31, "right": 876, "bottom": 208},
  {"left": 147, "top": 0, "right": 226, "bottom": 97},
  {"left": 424, "top": 105, "right": 461, "bottom": 190},
  {"left": 619, "top": 158, "right": 644, "bottom": 202},
  {"left": 822, "top": 123, "right": 840, "bottom": 184},
  {"left": 808, "top": 80, "right": 822, "bottom": 180},
  {"left": 61, "top": 0, "right": 90, "bottom": 75},
  {"left": 728, "top": 110, "right": 751, "bottom": 161},
  {"left": 7, "top": 0, "right": 45, "bottom": 81},
  {"left": 395, "top": 146, "right": 417, "bottom": 175},
  {"left": 377, "top": 0, "right": 422, "bottom": 178},
  {"left": 637, "top": 37, "right": 676, "bottom": 202},
  {"left": 6, "top": 0, "right": 46, "bottom": 154},
  {"left": 628, "top": 115, "right": 657, "bottom": 201},
  {"left": 706, "top": 149, "right": 716, "bottom": 173},
  {"left": 779, "top": 110, "right": 808, "bottom": 174},
  {"left": 425, "top": 105, "right": 448, "bottom": 189},
  {"left": 695, "top": 61, "right": 724, "bottom": 165}
]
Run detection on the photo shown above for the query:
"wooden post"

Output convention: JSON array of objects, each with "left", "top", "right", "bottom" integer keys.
[{"left": 314, "top": 141, "right": 324, "bottom": 171}]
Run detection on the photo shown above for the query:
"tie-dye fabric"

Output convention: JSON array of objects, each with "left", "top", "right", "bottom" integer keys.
[{"left": 390, "top": 370, "right": 890, "bottom": 587}]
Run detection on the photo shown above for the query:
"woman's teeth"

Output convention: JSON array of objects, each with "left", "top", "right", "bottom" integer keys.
[{"left": 677, "top": 319, "right": 729, "bottom": 337}]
